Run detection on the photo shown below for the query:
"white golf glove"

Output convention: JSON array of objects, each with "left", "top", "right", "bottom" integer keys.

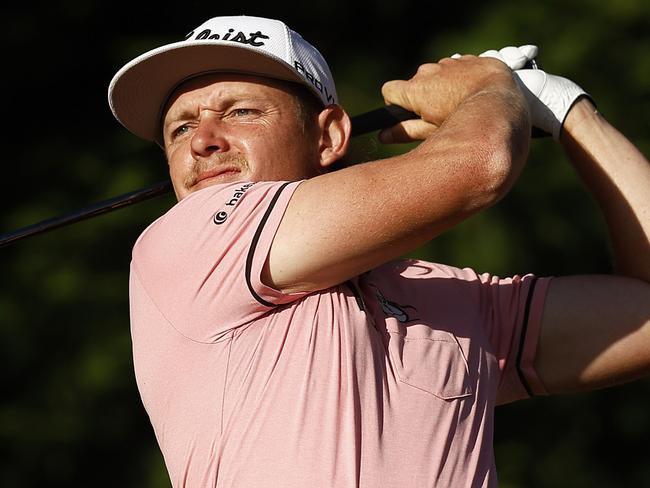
[{"left": 456, "top": 45, "right": 591, "bottom": 140}]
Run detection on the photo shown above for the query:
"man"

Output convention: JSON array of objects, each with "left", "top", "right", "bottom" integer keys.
[{"left": 108, "top": 15, "right": 650, "bottom": 487}]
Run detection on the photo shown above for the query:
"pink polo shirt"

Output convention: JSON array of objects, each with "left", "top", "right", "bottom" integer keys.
[{"left": 129, "top": 180, "right": 551, "bottom": 487}]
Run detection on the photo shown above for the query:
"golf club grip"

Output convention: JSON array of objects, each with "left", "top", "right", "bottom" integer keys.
[{"left": 350, "top": 105, "right": 417, "bottom": 137}]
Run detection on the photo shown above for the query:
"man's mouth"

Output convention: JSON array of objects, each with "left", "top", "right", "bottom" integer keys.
[{"left": 191, "top": 167, "right": 242, "bottom": 189}]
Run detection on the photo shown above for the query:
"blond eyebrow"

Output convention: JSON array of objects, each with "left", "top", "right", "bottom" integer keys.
[
  {"left": 163, "top": 107, "right": 196, "bottom": 129},
  {"left": 163, "top": 91, "right": 271, "bottom": 129}
]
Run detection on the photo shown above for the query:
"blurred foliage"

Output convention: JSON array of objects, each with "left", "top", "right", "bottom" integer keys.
[{"left": 1, "top": 0, "right": 649, "bottom": 486}]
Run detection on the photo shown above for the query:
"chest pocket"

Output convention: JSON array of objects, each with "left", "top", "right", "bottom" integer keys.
[{"left": 387, "top": 322, "right": 473, "bottom": 400}]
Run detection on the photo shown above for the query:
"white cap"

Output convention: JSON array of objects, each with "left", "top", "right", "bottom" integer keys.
[{"left": 108, "top": 15, "right": 338, "bottom": 144}]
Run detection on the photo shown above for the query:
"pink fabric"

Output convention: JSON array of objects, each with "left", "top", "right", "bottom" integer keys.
[{"left": 129, "top": 181, "right": 551, "bottom": 487}]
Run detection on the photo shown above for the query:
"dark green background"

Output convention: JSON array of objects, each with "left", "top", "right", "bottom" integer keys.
[{"left": 2, "top": 1, "right": 649, "bottom": 486}]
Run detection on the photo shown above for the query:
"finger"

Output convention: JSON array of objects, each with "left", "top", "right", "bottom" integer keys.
[
  {"left": 381, "top": 79, "right": 416, "bottom": 112},
  {"left": 437, "top": 56, "right": 462, "bottom": 65},
  {"left": 518, "top": 44, "right": 539, "bottom": 60},
  {"left": 480, "top": 46, "right": 532, "bottom": 70},
  {"left": 378, "top": 119, "right": 438, "bottom": 144},
  {"left": 498, "top": 46, "right": 529, "bottom": 69},
  {"left": 479, "top": 49, "right": 505, "bottom": 63}
]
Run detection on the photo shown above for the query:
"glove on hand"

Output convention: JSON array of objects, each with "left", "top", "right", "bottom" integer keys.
[
  {"left": 477, "top": 45, "right": 591, "bottom": 140},
  {"left": 478, "top": 45, "right": 539, "bottom": 69}
]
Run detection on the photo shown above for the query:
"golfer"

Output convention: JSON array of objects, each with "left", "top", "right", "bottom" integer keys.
[{"left": 108, "top": 15, "right": 650, "bottom": 487}]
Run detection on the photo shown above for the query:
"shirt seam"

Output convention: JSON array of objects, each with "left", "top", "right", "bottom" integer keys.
[{"left": 131, "top": 259, "right": 233, "bottom": 345}]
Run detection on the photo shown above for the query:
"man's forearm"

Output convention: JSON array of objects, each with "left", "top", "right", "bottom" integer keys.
[
  {"left": 560, "top": 98, "right": 650, "bottom": 282},
  {"left": 415, "top": 85, "right": 531, "bottom": 205},
  {"left": 267, "top": 69, "right": 531, "bottom": 293}
]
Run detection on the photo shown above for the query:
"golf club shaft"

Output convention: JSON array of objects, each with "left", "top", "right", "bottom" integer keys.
[{"left": 0, "top": 105, "right": 417, "bottom": 248}]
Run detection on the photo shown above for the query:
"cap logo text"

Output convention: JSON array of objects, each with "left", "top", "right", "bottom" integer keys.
[
  {"left": 185, "top": 29, "right": 269, "bottom": 47},
  {"left": 294, "top": 61, "right": 334, "bottom": 104}
]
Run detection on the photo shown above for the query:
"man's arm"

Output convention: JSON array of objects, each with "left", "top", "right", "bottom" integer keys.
[
  {"left": 535, "top": 98, "right": 650, "bottom": 392},
  {"left": 265, "top": 56, "right": 531, "bottom": 293}
]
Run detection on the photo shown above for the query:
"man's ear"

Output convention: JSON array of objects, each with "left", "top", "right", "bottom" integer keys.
[{"left": 316, "top": 104, "right": 352, "bottom": 170}]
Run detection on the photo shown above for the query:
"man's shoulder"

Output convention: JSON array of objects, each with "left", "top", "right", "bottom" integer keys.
[{"left": 132, "top": 180, "right": 298, "bottom": 252}]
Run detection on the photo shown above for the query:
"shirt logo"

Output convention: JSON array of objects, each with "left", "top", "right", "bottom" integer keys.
[
  {"left": 372, "top": 286, "right": 417, "bottom": 323},
  {"left": 213, "top": 211, "right": 228, "bottom": 225},
  {"left": 213, "top": 182, "right": 255, "bottom": 225}
]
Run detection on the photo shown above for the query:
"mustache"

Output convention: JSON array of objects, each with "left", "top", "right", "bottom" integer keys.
[{"left": 183, "top": 154, "right": 249, "bottom": 189}]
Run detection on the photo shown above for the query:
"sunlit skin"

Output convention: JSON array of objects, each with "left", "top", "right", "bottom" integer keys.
[{"left": 162, "top": 74, "right": 343, "bottom": 200}]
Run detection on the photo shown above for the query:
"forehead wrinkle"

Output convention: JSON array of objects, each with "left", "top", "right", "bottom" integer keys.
[{"left": 164, "top": 81, "right": 283, "bottom": 127}]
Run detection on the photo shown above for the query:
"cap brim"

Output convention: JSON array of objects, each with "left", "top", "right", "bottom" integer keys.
[{"left": 108, "top": 40, "right": 307, "bottom": 144}]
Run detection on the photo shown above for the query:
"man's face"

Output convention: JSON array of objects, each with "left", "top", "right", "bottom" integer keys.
[{"left": 163, "top": 74, "right": 322, "bottom": 200}]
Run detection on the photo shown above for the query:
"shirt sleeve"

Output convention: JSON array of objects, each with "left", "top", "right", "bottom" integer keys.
[
  {"left": 475, "top": 272, "right": 552, "bottom": 404},
  {"left": 130, "top": 180, "right": 307, "bottom": 343}
]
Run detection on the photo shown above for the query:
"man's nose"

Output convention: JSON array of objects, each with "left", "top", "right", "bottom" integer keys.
[{"left": 190, "top": 115, "right": 230, "bottom": 158}]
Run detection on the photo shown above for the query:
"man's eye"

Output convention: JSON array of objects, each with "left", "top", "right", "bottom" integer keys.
[
  {"left": 172, "top": 124, "right": 190, "bottom": 138},
  {"left": 231, "top": 108, "right": 257, "bottom": 117}
]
